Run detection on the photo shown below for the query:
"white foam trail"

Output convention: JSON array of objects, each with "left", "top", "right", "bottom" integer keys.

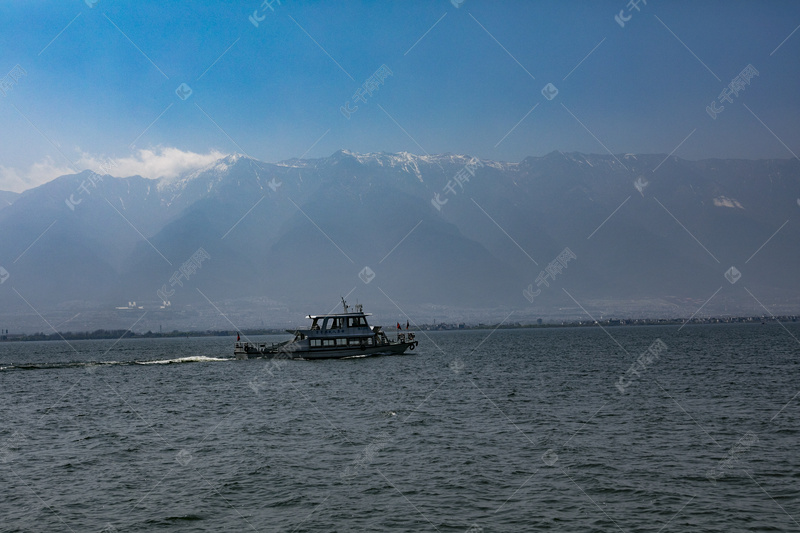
[{"left": 136, "top": 356, "right": 230, "bottom": 365}]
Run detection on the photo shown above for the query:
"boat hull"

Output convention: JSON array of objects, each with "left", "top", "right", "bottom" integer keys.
[{"left": 234, "top": 340, "right": 417, "bottom": 360}]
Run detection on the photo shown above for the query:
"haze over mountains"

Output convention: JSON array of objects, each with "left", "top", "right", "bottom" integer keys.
[
  {"left": 0, "top": 191, "right": 19, "bottom": 212},
  {"left": 0, "top": 150, "right": 798, "bottom": 333}
]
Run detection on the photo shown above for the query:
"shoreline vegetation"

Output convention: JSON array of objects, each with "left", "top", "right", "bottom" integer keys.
[{"left": 1, "top": 315, "right": 797, "bottom": 342}]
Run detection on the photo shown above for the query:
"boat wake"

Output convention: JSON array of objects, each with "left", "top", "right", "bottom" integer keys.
[
  {"left": 135, "top": 356, "right": 230, "bottom": 365},
  {"left": 0, "top": 356, "right": 232, "bottom": 371}
]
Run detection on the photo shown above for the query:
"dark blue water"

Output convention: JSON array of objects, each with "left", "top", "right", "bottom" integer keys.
[{"left": 1, "top": 324, "right": 799, "bottom": 532}]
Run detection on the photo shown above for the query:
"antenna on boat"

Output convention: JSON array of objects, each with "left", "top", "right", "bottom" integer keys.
[{"left": 341, "top": 297, "right": 349, "bottom": 313}]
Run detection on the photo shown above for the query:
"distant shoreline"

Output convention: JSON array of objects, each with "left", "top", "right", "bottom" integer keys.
[{"left": 1, "top": 315, "right": 796, "bottom": 342}]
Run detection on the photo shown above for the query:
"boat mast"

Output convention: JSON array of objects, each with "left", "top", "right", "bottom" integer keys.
[{"left": 341, "top": 297, "right": 349, "bottom": 313}]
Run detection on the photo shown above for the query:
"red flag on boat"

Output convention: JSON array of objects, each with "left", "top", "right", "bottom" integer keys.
[
  {"left": 406, "top": 320, "right": 409, "bottom": 330},
  {"left": 397, "top": 322, "right": 401, "bottom": 329},
  {"left": 237, "top": 333, "right": 240, "bottom": 341}
]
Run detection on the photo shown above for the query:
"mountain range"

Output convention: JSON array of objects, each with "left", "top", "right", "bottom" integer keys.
[{"left": 0, "top": 150, "right": 798, "bottom": 332}]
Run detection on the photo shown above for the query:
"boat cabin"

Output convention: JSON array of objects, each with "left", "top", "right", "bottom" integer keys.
[{"left": 288, "top": 301, "right": 392, "bottom": 350}]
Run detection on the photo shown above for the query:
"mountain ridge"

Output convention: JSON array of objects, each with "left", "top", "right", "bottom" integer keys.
[{"left": 0, "top": 150, "right": 798, "bottom": 332}]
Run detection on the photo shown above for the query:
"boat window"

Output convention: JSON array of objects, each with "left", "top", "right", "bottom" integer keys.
[
  {"left": 311, "top": 318, "right": 320, "bottom": 330},
  {"left": 330, "top": 318, "right": 341, "bottom": 329},
  {"left": 366, "top": 337, "right": 373, "bottom": 346},
  {"left": 336, "top": 338, "right": 347, "bottom": 346},
  {"left": 348, "top": 317, "right": 367, "bottom": 327},
  {"left": 311, "top": 339, "right": 321, "bottom": 347},
  {"left": 322, "top": 339, "right": 335, "bottom": 347}
]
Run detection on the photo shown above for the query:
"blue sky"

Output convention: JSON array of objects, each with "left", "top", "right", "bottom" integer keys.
[{"left": 1, "top": 1, "right": 799, "bottom": 191}]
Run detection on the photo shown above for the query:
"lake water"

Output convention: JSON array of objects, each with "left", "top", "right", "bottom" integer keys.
[{"left": 1, "top": 324, "right": 798, "bottom": 532}]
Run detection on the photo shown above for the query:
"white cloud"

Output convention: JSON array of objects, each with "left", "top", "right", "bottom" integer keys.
[
  {"left": 0, "top": 147, "right": 229, "bottom": 193},
  {"left": 0, "top": 156, "right": 75, "bottom": 193},
  {"left": 713, "top": 196, "right": 744, "bottom": 209}
]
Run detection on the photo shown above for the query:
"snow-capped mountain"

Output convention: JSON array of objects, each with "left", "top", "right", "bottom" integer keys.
[{"left": 0, "top": 150, "right": 798, "bottom": 331}]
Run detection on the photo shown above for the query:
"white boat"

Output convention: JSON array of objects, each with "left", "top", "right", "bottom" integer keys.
[{"left": 234, "top": 299, "right": 418, "bottom": 359}]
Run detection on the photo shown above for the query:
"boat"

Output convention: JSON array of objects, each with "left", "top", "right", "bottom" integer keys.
[{"left": 234, "top": 299, "right": 418, "bottom": 359}]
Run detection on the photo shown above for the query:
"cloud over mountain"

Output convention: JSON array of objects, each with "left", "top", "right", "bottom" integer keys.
[{"left": 0, "top": 147, "right": 229, "bottom": 193}]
